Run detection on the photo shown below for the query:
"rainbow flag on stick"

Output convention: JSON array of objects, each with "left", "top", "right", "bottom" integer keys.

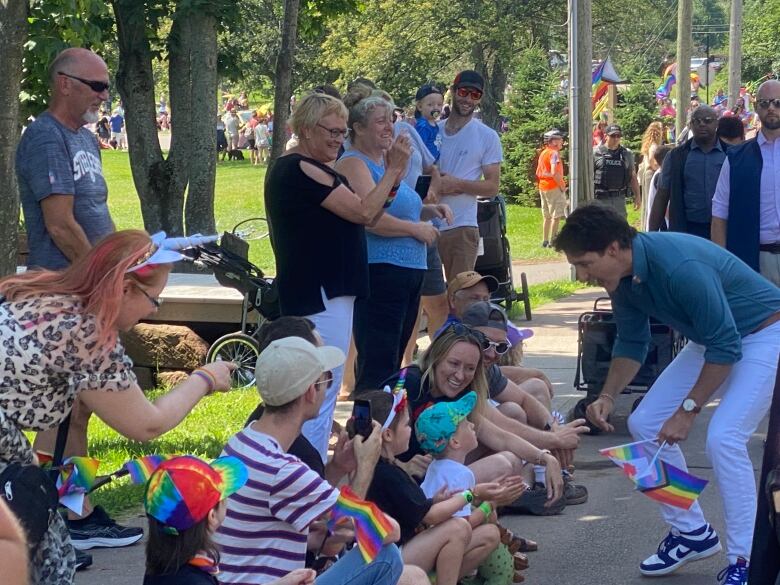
[
  {"left": 124, "top": 455, "right": 177, "bottom": 484},
  {"left": 600, "top": 439, "right": 708, "bottom": 509},
  {"left": 328, "top": 486, "right": 393, "bottom": 563}
]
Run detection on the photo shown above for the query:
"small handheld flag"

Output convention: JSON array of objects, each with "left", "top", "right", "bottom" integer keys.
[
  {"left": 600, "top": 439, "right": 708, "bottom": 509},
  {"left": 328, "top": 486, "right": 392, "bottom": 562},
  {"left": 124, "top": 455, "right": 177, "bottom": 484}
]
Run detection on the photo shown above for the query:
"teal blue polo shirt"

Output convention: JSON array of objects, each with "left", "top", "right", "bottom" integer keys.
[{"left": 610, "top": 232, "right": 780, "bottom": 365}]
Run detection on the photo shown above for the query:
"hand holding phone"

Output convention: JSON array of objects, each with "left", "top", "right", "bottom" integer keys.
[
  {"left": 351, "top": 399, "right": 373, "bottom": 439},
  {"left": 415, "top": 175, "right": 432, "bottom": 200}
]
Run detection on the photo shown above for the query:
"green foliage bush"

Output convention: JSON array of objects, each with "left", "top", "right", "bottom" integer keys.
[
  {"left": 614, "top": 78, "right": 659, "bottom": 152},
  {"left": 500, "top": 48, "right": 568, "bottom": 206}
]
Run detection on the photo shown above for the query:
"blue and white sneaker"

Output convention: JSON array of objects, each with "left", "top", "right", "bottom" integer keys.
[
  {"left": 717, "top": 557, "right": 748, "bottom": 585},
  {"left": 639, "top": 523, "right": 722, "bottom": 576}
]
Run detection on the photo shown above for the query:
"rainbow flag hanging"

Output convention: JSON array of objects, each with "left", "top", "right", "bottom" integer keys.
[
  {"left": 600, "top": 439, "right": 708, "bottom": 509},
  {"left": 328, "top": 486, "right": 393, "bottom": 563},
  {"left": 124, "top": 455, "right": 177, "bottom": 484}
]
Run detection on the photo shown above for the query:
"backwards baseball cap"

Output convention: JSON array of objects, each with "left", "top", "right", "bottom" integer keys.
[
  {"left": 415, "top": 392, "right": 477, "bottom": 454},
  {"left": 415, "top": 84, "right": 442, "bottom": 101},
  {"left": 447, "top": 271, "right": 499, "bottom": 298},
  {"left": 605, "top": 124, "right": 622, "bottom": 136},
  {"left": 461, "top": 301, "right": 534, "bottom": 345},
  {"left": 453, "top": 70, "right": 484, "bottom": 91},
  {"left": 144, "top": 455, "right": 248, "bottom": 533},
  {"left": 255, "top": 336, "right": 345, "bottom": 406}
]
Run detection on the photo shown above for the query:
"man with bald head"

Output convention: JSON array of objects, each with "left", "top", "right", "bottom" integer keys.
[
  {"left": 16, "top": 47, "right": 114, "bottom": 269},
  {"left": 712, "top": 80, "right": 780, "bottom": 286},
  {"left": 15, "top": 49, "right": 141, "bottom": 573},
  {"left": 649, "top": 104, "right": 727, "bottom": 239}
]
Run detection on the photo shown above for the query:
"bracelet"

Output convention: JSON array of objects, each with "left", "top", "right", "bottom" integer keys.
[
  {"left": 192, "top": 368, "right": 216, "bottom": 394},
  {"left": 598, "top": 393, "right": 615, "bottom": 404},
  {"left": 478, "top": 501, "right": 492, "bottom": 518},
  {"left": 383, "top": 184, "right": 400, "bottom": 208},
  {"left": 534, "top": 449, "right": 552, "bottom": 466},
  {"left": 461, "top": 489, "right": 474, "bottom": 504}
]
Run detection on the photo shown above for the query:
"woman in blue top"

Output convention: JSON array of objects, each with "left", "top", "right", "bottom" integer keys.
[{"left": 336, "top": 85, "right": 452, "bottom": 393}]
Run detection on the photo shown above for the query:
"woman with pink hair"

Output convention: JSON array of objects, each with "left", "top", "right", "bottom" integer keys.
[{"left": 0, "top": 230, "right": 235, "bottom": 584}]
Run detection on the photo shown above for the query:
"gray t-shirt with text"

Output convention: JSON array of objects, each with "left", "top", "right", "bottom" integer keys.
[{"left": 16, "top": 112, "right": 113, "bottom": 270}]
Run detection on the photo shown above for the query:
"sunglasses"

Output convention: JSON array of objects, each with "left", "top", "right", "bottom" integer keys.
[
  {"left": 317, "top": 123, "right": 349, "bottom": 139},
  {"left": 444, "top": 322, "right": 508, "bottom": 353},
  {"left": 136, "top": 286, "right": 162, "bottom": 310},
  {"left": 482, "top": 339, "right": 512, "bottom": 355},
  {"left": 58, "top": 72, "right": 110, "bottom": 93},
  {"left": 757, "top": 98, "right": 780, "bottom": 110},
  {"left": 315, "top": 371, "right": 334, "bottom": 390},
  {"left": 456, "top": 87, "right": 483, "bottom": 100},
  {"left": 691, "top": 116, "right": 716, "bottom": 125}
]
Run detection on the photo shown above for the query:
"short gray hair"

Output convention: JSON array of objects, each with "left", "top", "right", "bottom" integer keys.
[{"left": 289, "top": 93, "right": 348, "bottom": 136}]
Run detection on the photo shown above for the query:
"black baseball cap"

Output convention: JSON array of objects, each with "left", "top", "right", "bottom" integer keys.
[
  {"left": 605, "top": 124, "right": 622, "bottom": 136},
  {"left": 453, "top": 70, "right": 484, "bottom": 91},
  {"left": 415, "top": 84, "right": 442, "bottom": 101}
]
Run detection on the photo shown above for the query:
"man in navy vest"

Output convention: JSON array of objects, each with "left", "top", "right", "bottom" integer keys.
[
  {"left": 649, "top": 105, "right": 727, "bottom": 239},
  {"left": 711, "top": 80, "right": 780, "bottom": 286},
  {"left": 593, "top": 124, "right": 641, "bottom": 218}
]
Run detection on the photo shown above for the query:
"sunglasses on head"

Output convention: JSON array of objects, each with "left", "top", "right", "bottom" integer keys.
[
  {"left": 58, "top": 72, "right": 110, "bottom": 93},
  {"left": 456, "top": 87, "right": 483, "bottom": 100},
  {"left": 757, "top": 98, "right": 780, "bottom": 110}
]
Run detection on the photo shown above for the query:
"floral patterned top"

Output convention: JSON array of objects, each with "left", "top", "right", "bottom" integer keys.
[{"left": 0, "top": 294, "right": 136, "bottom": 465}]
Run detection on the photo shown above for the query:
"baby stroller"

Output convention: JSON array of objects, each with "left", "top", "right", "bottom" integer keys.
[
  {"left": 572, "top": 297, "right": 686, "bottom": 431},
  {"left": 182, "top": 218, "right": 279, "bottom": 388},
  {"left": 474, "top": 196, "right": 532, "bottom": 320}
]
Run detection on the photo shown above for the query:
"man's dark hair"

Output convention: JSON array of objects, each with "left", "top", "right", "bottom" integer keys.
[
  {"left": 553, "top": 203, "right": 637, "bottom": 255},
  {"left": 250, "top": 317, "right": 317, "bottom": 417},
  {"left": 717, "top": 115, "right": 745, "bottom": 141},
  {"left": 313, "top": 84, "right": 341, "bottom": 100},
  {"left": 652, "top": 144, "right": 672, "bottom": 168}
]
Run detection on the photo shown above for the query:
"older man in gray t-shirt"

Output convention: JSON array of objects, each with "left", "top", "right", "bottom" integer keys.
[{"left": 16, "top": 49, "right": 114, "bottom": 270}]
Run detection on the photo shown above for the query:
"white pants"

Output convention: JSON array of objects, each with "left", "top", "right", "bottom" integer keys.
[
  {"left": 627, "top": 321, "right": 780, "bottom": 563},
  {"left": 759, "top": 251, "right": 780, "bottom": 287},
  {"left": 301, "top": 290, "right": 355, "bottom": 462}
]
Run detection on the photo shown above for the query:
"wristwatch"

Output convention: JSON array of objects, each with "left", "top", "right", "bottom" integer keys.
[{"left": 681, "top": 398, "right": 701, "bottom": 414}]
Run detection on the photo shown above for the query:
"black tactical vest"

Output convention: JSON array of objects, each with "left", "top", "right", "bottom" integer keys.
[{"left": 594, "top": 145, "right": 631, "bottom": 192}]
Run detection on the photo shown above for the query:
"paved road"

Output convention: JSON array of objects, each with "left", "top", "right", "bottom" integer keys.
[{"left": 76, "top": 288, "right": 768, "bottom": 584}]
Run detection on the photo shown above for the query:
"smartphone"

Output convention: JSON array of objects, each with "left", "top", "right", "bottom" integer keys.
[
  {"left": 352, "top": 400, "right": 373, "bottom": 439},
  {"left": 414, "top": 175, "right": 432, "bottom": 200}
]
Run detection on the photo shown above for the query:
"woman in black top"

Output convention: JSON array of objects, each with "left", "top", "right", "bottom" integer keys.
[{"left": 264, "top": 92, "right": 411, "bottom": 463}]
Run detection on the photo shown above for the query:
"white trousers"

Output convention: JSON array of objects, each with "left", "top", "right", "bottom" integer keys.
[
  {"left": 759, "top": 251, "right": 780, "bottom": 287},
  {"left": 627, "top": 321, "right": 780, "bottom": 563},
  {"left": 301, "top": 290, "right": 355, "bottom": 462}
]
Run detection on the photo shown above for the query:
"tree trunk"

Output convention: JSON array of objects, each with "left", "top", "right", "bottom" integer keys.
[
  {"left": 0, "top": 0, "right": 27, "bottom": 276},
  {"left": 178, "top": 10, "right": 217, "bottom": 235},
  {"left": 113, "top": 0, "right": 182, "bottom": 235},
  {"left": 267, "top": 0, "right": 300, "bottom": 169},
  {"left": 472, "top": 43, "right": 506, "bottom": 132},
  {"left": 112, "top": 1, "right": 218, "bottom": 238}
]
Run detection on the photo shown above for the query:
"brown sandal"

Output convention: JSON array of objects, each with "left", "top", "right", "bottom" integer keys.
[
  {"left": 513, "top": 571, "right": 525, "bottom": 583},
  {"left": 513, "top": 552, "right": 529, "bottom": 571}
]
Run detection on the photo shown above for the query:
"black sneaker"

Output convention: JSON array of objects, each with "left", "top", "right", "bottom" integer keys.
[
  {"left": 499, "top": 484, "right": 566, "bottom": 516},
  {"left": 564, "top": 477, "right": 589, "bottom": 505},
  {"left": 541, "top": 240, "right": 550, "bottom": 248},
  {"left": 68, "top": 505, "right": 144, "bottom": 550},
  {"left": 74, "top": 549, "right": 93, "bottom": 571}
]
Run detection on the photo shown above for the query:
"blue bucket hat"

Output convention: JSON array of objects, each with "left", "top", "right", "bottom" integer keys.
[{"left": 415, "top": 392, "right": 477, "bottom": 454}]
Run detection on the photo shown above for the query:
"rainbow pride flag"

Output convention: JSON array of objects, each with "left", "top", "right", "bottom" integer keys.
[
  {"left": 124, "top": 455, "right": 177, "bottom": 484},
  {"left": 329, "top": 486, "right": 393, "bottom": 562},
  {"left": 600, "top": 439, "right": 707, "bottom": 509},
  {"left": 56, "top": 457, "right": 101, "bottom": 497}
]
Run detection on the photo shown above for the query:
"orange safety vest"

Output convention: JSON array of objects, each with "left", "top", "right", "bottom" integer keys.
[{"left": 536, "top": 147, "right": 565, "bottom": 191}]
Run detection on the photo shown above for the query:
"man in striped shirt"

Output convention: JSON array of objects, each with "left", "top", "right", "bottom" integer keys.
[{"left": 215, "top": 336, "right": 403, "bottom": 585}]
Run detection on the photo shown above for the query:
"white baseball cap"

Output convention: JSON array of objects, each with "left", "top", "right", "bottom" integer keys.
[{"left": 255, "top": 337, "right": 345, "bottom": 406}]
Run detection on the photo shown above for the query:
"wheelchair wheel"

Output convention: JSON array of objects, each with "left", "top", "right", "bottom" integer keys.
[{"left": 206, "top": 333, "right": 259, "bottom": 388}]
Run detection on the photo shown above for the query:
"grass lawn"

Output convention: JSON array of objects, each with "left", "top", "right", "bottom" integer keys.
[{"left": 85, "top": 151, "right": 639, "bottom": 517}]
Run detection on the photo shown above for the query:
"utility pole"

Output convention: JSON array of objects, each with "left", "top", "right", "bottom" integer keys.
[
  {"left": 728, "top": 0, "right": 742, "bottom": 108},
  {"left": 676, "top": 0, "right": 693, "bottom": 138},
  {"left": 568, "top": 0, "right": 593, "bottom": 211}
]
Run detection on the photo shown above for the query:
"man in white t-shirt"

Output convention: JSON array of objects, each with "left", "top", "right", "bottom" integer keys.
[{"left": 437, "top": 70, "right": 503, "bottom": 283}]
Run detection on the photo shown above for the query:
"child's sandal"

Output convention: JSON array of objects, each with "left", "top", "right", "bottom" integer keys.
[
  {"left": 513, "top": 571, "right": 525, "bottom": 583},
  {"left": 513, "top": 552, "right": 529, "bottom": 571}
]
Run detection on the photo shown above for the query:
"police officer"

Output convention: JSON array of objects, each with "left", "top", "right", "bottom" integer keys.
[{"left": 593, "top": 124, "right": 641, "bottom": 218}]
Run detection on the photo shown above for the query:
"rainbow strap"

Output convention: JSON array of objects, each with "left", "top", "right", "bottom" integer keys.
[
  {"left": 600, "top": 439, "right": 707, "bottom": 510},
  {"left": 328, "top": 486, "right": 393, "bottom": 563},
  {"left": 124, "top": 454, "right": 177, "bottom": 484}
]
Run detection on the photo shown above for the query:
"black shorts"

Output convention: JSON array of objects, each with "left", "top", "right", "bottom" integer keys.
[{"left": 420, "top": 242, "right": 446, "bottom": 296}]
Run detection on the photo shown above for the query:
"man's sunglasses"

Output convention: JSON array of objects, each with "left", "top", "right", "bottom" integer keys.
[
  {"left": 444, "top": 322, "right": 509, "bottom": 354},
  {"left": 58, "top": 72, "right": 110, "bottom": 93},
  {"left": 482, "top": 339, "right": 512, "bottom": 355},
  {"left": 456, "top": 87, "right": 483, "bottom": 100},
  {"left": 757, "top": 98, "right": 780, "bottom": 110},
  {"left": 691, "top": 116, "right": 716, "bottom": 125}
]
